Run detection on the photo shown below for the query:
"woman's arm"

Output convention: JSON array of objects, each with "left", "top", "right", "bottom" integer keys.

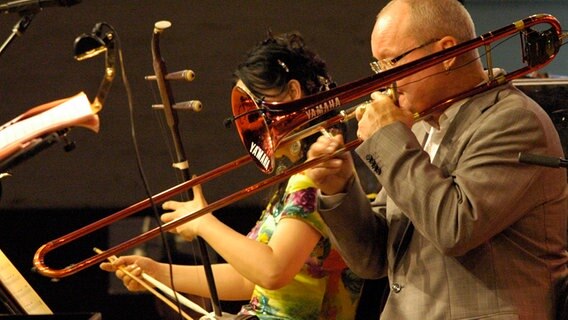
[
  {"left": 161, "top": 183, "right": 322, "bottom": 290},
  {"left": 100, "top": 256, "right": 255, "bottom": 301},
  {"left": 197, "top": 215, "right": 321, "bottom": 289}
]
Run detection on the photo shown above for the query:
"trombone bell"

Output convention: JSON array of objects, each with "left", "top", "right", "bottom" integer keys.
[{"left": 231, "top": 86, "right": 276, "bottom": 173}]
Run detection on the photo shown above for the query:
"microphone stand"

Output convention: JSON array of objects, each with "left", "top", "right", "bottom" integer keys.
[
  {"left": 150, "top": 21, "right": 223, "bottom": 319},
  {"left": 0, "top": 132, "right": 67, "bottom": 172},
  {"left": 0, "top": 9, "right": 46, "bottom": 180},
  {"left": 0, "top": 10, "right": 37, "bottom": 57}
]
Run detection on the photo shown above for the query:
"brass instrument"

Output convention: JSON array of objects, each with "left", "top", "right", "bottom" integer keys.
[
  {"left": 232, "top": 13, "right": 566, "bottom": 173},
  {"left": 33, "top": 14, "right": 566, "bottom": 279}
]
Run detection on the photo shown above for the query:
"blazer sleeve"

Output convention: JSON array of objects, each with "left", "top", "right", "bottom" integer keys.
[{"left": 318, "top": 174, "right": 389, "bottom": 279}]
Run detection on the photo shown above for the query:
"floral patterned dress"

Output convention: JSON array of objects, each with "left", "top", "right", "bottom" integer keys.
[{"left": 237, "top": 173, "right": 363, "bottom": 320}]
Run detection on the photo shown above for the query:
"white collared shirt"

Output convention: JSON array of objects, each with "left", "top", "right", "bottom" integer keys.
[
  {"left": 422, "top": 99, "right": 467, "bottom": 161},
  {"left": 422, "top": 70, "right": 502, "bottom": 160}
]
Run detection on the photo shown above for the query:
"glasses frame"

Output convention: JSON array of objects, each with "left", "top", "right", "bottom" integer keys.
[{"left": 371, "top": 38, "right": 441, "bottom": 73}]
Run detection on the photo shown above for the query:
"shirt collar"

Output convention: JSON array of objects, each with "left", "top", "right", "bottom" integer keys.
[
  {"left": 422, "top": 97, "right": 468, "bottom": 133},
  {"left": 420, "top": 69, "right": 501, "bottom": 132}
]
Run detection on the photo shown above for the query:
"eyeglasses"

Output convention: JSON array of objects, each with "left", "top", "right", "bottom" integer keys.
[
  {"left": 370, "top": 38, "right": 440, "bottom": 73},
  {"left": 239, "top": 83, "right": 291, "bottom": 106}
]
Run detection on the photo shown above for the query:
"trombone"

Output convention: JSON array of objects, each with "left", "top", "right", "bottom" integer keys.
[{"left": 33, "top": 13, "right": 567, "bottom": 279}]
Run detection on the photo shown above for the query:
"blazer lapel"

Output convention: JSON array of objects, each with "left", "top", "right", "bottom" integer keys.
[
  {"left": 390, "top": 85, "right": 504, "bottom": 270},
  {"left": 433, "top": 84, "right": 504, "bottom": 167},
  {"left": 391, "top": 126, "right": 429, "bottom": 270}
]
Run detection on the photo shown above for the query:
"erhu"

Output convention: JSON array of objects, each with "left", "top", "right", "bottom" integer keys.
[
  {"left": 33, "top": 14, "right": 567, "bottom": 279},
  {"left": 144, "top": 21, "right": 223, "bottom": 318}
]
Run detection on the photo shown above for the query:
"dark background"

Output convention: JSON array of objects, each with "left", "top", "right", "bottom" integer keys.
[{"left": 0, "top": 1, "right": 566, "bottom": 319}]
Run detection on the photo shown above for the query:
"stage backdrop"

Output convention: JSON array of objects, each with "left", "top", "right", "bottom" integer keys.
[
  {"left": 0, "top": 1, "right": 566, "bottom": 319},
  {"left": 0, "top": 1, "right": 385, "bottom": 210},
  {"left": 0, "top": 1, "right": 566, "bottom": 210}
]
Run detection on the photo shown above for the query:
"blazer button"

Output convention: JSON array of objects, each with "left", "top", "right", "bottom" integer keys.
[
  {"left": 391, "top": 283, "right": 402, "bottom": 293},
  {"left": 373, "top": 165, "right": 381, "bottom": 175},
  {"left": 365, "top": 155, "right": 381, "bottom": 175}
]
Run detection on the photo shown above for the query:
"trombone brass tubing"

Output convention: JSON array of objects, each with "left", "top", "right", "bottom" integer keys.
[
  {"left": 33, "top": 139, "right": 361, "bottom": 278},
  {"left": 33, "top": 14, "right": 563, "bottom": 278},
  {"left": 233, "top": 14, "right": 563, "bottom": 173},
  {"left": 33, "top": 155, "right": 252, "bottom": 278},
  {"left": 32, "top": 98, "right": 360, "bottom": 279},
  {"left": 280, "top": 104, "right": 359, "bottom": 144},
  {"left": 274, "top": 14, "right": 561, "bottom": 118},
  {"left": 32, "top": 106, "right": 359, "bottom": 278}
]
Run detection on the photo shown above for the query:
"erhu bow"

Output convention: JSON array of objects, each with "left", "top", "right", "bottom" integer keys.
[{"left": 33, "top": 13, "right": 567, "bottom": 279}]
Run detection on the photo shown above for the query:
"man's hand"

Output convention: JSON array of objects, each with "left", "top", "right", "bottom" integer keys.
[
  {"left": 305, "top": 133, "right": 355, "bottom": 195},
  {"left": 356, "top": 91, "right": 414, "bottom": 140}
]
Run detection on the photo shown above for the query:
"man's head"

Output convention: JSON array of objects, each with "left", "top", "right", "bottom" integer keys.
[{"left": 371, "top": 0, "right": 486, "bottom": 117}]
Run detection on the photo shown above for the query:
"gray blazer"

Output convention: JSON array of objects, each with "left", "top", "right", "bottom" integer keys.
[{"left": 319, "top": 83, "right": 568, "bottom": 319}]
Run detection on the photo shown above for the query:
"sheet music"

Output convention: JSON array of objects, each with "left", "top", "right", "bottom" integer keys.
[
  {"left": 0, "top": 92, "right": 99, "bottom": 161},
  {"left": 0, "top": 249, "right": 53, "bottom": 315}
]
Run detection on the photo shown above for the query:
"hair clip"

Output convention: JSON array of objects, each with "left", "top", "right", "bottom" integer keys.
[
  {"left": 277, "top": 59, "right": 289, "bottom": 73},
  {"left": 318, "top": 75, "right": 334, "bottom": 91}
]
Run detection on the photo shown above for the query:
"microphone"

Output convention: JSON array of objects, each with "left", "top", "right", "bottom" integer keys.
[
  {"left": 223, "top": 117, "right": 234, "bottom": 128},
  {"left": 223, "top": 108, "right": 266, "bottom": 128},
  {"left": 145, "top": 69, "right": 196, "bottom": 82},
  {"left": 0, "top": 0, "right": 81, "bottom": 14},
  {"left": 518, "top": 152, "right": 568, "bottom": 168}
]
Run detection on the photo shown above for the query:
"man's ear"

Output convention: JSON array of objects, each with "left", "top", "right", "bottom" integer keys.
[
  {"left": 439, "top": 36, "right": 458, "bottom": 71},
  {"left": 287, "top": 79, "right": 303, "bottom": 100}
]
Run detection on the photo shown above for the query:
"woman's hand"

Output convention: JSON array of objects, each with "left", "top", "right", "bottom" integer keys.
[
  {"left": 99, "top": 255, "right": 163, "bottom": 292},
  {"left": 161, "top": 183, "right": 216, "bottom": 241}
]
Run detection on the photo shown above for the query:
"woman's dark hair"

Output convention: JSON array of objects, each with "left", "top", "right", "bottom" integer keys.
[{"left": 234, "top": 31, "right": 333, "bottom": 99}]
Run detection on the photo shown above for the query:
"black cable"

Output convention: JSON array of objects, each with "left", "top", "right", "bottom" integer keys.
[{"left": 109, "top": 25, "right": 185, "bottom": 319}]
